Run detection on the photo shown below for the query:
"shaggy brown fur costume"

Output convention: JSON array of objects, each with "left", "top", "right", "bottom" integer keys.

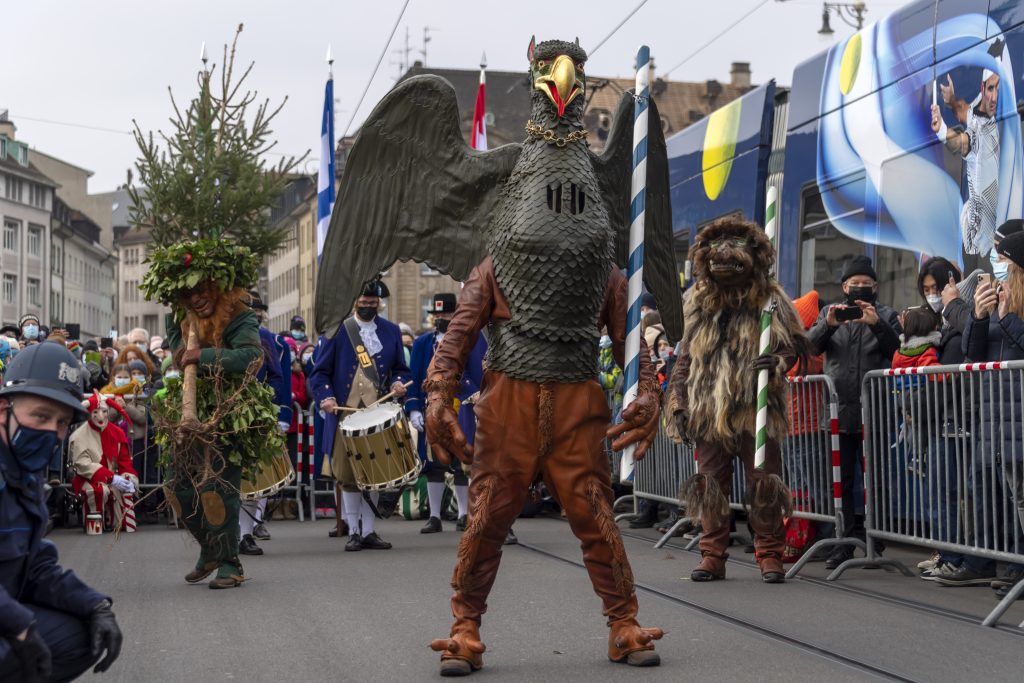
[{"left": 669, "top": 217, "right": 809, "bottom": 531}]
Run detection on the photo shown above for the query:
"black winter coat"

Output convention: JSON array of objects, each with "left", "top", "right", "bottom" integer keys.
[
  {"left": 962, "top": 310, "right": 1024, "bottom": 463},
  {"left": 808, "top": 302, "right": 902, "bottom": 433}
]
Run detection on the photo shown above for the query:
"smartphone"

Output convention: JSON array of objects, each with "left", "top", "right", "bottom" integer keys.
[
  {"left": 84, "top": 351, "right": 101, "bottom": 365},
  {"left": 978, "top": 273, "right": 992, "bottom": 288},
  {"left": 835, "top": 305, "right": 864, "bottom": 322},
  {"left": 100, "top": 337, "right": 114, "bottom": 349},
  {"left": 65, "top": 323, "right": 80, "bottom": 340}
]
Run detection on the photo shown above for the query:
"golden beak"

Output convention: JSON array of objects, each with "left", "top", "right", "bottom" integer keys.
[{"left": 535, "top": 54, "right": 581, "bottom": 117}]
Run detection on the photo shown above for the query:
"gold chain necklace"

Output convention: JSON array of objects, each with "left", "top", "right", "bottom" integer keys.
[{"left": 525, "top": 120, "right": 589, "bottom": 148}]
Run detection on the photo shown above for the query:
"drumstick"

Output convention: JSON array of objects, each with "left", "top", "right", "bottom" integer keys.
[{"left": 368, "top": 381, "right": 414, "bottom": 409}]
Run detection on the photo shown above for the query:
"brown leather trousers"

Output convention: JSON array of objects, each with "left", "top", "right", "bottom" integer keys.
[
  {"left": 695, "top": 434, "right": 786, "bottom": 561},
  {"left": 443, "top": 371, "right": 656, "bottom": 663}
]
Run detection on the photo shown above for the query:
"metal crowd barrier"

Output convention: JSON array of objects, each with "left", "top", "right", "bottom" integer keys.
[
  {"left": 826, "top": 361, "right": 1024, "bottom": 628},
  {"left": 626, "top": 376, "right": 847, "bottom": 557}
]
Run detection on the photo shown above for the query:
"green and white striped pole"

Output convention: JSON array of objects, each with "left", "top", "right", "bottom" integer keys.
[{"left": 754, "top": 185, "right": 778, "bottom": 470}]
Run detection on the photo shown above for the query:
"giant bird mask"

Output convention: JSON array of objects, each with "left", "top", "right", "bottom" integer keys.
[{"left": 315, "top": 36, "right": 681, "bottom": 345}]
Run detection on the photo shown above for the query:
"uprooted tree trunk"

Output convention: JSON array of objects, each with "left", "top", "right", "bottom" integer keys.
[{"left": 175, "top": 320, "right": 216, "bottom": 484}]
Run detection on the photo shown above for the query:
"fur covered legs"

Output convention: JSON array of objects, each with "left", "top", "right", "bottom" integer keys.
[{"left": 685, "top": 435, "right": 788, "bottom": 579}]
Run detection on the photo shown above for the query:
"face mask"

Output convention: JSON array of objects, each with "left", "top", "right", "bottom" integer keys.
[
  {"left": 991, "top": 249, "right": 1010, "bottom": 282},
  {"left": 926, "top": 294, "right": 943, "bottom": 312},
  {"left": 7, "top": 409, "right": 60, "bottom": 473},
  {"left": 435, "top": 318, "right": 450, "bottom": 333},
  {"left": 659, "top": 351, "right": 671, "bottom": 362},
  {"left": 164, "top": 370, "right": 181, "bottom": 380},
  {"left": 22, "top": 325, "right": 39, "bottom": 340},
  {"left": 132, "top": 374, "right": 146, "bottom": 384},
  {"left": 291, "top": 330, "right": 307, "bottom": 341},
  {"left": 301, "top": 353, "right": 313, "bottom": 365},
  {"left": 356, "top": 307, "right": 377, "bottom": 322},
  {"left": 846, "top": 285, "right": 876, "bottom": 304},
  {"left": 114, "top": 377, "right": 130, "bottom": 388}
]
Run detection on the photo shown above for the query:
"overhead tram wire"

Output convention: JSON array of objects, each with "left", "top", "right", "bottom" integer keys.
[
  {"left": 588, "top": 0, "right": 651, "bottom": 57},
  {"left": 662, "top": 0, "right": 772, "bottom": 78},
  {"left": 340, "top": 0, "right": 412, "bottom": 138}
]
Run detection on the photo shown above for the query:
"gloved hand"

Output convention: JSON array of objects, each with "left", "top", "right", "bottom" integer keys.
[
  {"left": 409, "top": 410, "right": 425, "bottom": 432},
  {"left": 606, "top": 391, "right": 661, "bottom": 460},
  {"left": 89, "top": 600, "right": 122, "bottom": 673},
  {"left": 111, "top": 475, "right": 135, "bottom": 494},
  {"left": 752, "top": 353, "right": 779, "bottom": 377},
  {"left": 425, "top": 393, "right": 472, "bottom": 465},
  {"left": 278, "top": 421, "right": 290, "bottom": 434},
  {"left": 8, "top": 623, "right": 52, "bottom": 683}
]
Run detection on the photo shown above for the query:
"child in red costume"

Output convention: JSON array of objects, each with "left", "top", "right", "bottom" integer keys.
[{"left": 70, "top": 392, "right": 139, "bottom": 530}]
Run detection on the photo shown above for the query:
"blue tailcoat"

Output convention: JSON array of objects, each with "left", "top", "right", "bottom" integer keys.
[
  {"left": 309, "top": 316, "right": 411, "bottom": 462},
  {"left": 257, "top": 327, "right": 292, "bottom": 424},
  {"left": 405, "top": 331, "right": 486, "bottom": 467}
]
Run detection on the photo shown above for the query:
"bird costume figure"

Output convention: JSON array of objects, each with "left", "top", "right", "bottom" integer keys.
[
  {"left": 69, "top": 393, "right": 139, "bottom": 533},
  {"left": 668, "top": 217, "right": 809, "bottom": 584},
  {"left": 316, "top": 37, "right": 680, "bottom": 676}
]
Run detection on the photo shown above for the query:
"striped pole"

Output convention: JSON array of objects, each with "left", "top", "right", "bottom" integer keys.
[
  {"left": 754, "top": 186, "right": 779, "bottom": 469},
  {"left": 620, "top": 45, "right": 652, "bottom": 484},
  {"left": 122, "top": 494, "right": 137, "bottom": 533}
]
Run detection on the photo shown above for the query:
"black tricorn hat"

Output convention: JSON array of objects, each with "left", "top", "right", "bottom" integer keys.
[
  {"left": 248, "top": 289, "right": 268, "bottom": 311},
  {"left": 361, "top": 278, "right": 390, "bottom": 299},
  {"left": 431, "top": 293, "right": 457, "bottom": 314}
]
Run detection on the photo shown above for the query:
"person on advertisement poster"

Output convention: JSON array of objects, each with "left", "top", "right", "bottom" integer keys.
[{"left": 931, "top": 40, "right": 1005, "bottom": 257}]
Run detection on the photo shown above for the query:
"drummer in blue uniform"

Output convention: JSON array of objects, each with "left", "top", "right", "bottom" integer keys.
[
  {"left": 406, "top": 293, "right": 484, "bottom": 533},
  {"left": 309, "top": 278, "right": 410, "bottom": 551},
  {"left": 238, "top": 291, "right": 292, "bottom": 556}
]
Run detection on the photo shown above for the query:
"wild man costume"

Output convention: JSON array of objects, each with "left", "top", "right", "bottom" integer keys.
[
  {"left": 315, "top": 37, "right": 681, "bottom": 676},
  {"left": 146, "top": 243, "right": 286, "bottom": 590},
  {"left": 668, "top": 217, "right": 808, "bottom": 584}
]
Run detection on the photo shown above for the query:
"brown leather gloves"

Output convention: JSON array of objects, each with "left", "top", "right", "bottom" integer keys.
[{"left": 605, "top": 381, "right": 662, "bottom": 459}]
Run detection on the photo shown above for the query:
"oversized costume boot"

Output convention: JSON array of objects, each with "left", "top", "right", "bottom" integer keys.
[{"left": 431, "top": 375, "right": 662, "bottom": 675}]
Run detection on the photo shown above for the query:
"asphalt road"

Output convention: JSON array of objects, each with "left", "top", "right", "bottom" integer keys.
[{"left": 51, "top": 515, "right": 1023, "bottom": 682}]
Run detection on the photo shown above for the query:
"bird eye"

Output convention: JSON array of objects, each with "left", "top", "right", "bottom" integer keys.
[{"left": 576, "top": 63, "right": 584, "bottom": 70}]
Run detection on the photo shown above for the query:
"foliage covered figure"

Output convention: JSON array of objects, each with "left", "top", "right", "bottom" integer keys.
[{"left": 133, "top": 25, "right": 301, "bottom": 589}]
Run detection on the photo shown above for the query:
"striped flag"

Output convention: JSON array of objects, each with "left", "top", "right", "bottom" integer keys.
[
  {"left": 316, "top": 74, "right": 336, "bottom": 260},
  {"left": 471, "top": 53, "right": 487, "bottom": 151}
]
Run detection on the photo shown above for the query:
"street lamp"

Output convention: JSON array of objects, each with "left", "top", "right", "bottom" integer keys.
[{"left": 818, "top": 1, "right": 867, "bottom": 35}]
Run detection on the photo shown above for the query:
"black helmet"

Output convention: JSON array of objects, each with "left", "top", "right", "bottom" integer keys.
[{"left": 0, "top": 342, "right": 87, "bottom": 418}]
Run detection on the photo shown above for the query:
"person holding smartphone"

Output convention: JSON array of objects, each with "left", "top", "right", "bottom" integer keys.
[{"left": 807, "top": 255, "right": 901, "bottom": 569}]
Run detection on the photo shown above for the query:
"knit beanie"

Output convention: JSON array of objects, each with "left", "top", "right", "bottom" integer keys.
[
  {"left": 792, "top": 291, "right": 820, "bottom": 330},
  {"left": 840, "top": 255, "right": 877, "bottom": 283}
]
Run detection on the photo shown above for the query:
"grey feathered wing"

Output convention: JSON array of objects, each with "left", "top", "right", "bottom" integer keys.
[
  {"left": 591, "top": 91, "right": 681, "bottom": 344},
  {"left": 315, "top": 75, "right": 521, "bottom": 336}
]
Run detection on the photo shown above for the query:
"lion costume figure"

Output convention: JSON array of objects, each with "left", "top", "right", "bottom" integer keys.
[{"left": 668, "top": 216, "right": 809, "bottom": 584}]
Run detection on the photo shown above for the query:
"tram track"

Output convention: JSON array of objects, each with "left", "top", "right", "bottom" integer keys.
[
  {"left": 514, "top": 538, "right": 919, "bottom": 682},
  {"left": 617, "top": 529, "right": 1024, "bottom": 638}
]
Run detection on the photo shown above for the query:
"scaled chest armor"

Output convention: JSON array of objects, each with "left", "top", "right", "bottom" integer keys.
[{"left": 486, "top": 92, "right": 613, "bottom": 384}]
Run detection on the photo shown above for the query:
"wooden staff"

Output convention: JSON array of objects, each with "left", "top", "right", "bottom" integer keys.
[{"left": 181, "top": 322, "right": 200, "bottom": 424}]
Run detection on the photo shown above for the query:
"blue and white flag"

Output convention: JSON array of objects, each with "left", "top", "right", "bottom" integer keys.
[{"left": 316, "top": 76, "right": 336, "bottom": 260}]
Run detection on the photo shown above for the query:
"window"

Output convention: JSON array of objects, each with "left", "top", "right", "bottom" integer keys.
[
  {"left": 27, "top": 225, "right": 42, "bottom": 257},
  {"left": 50, "top": 291, "right": 61, "bottom": 321},
  {"left": 27, "top": 278, "right": 40, "bottom": 306},
  {"left": 51, "top": 244, "right": 62, "bottom": 275},
  {"left": 143, "top": 314, "right": 159, "bottom": 336},
  {"left": 421, "top": 263, "right": 440, "bottom": 276},
  {"left": 5, "top": 176, "right": 23, "bottom": 202},
  {"left": 28, "top": 183, "right": 47, "bottom": 209},
  {"left": 2, "top": 274, "right": 15, "bottom": 304},
  {"left": 3, "top": 219, "right": 18, "bottom": 251}
]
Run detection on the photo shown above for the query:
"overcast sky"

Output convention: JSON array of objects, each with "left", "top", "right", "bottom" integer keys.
[{"left": 5, "top": 0, "right": 909, "bottom": 192}]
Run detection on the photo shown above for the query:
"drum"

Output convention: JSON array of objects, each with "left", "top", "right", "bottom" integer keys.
[
  {"left": 241, "top": 450, "right": 295, "bottom": 501},
  {"left": 335, "top": 403, "right": 421, "bottom": 491}
]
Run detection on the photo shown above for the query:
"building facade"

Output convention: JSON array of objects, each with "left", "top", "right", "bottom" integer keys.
[
  {"left": 265, "top": 176, "right": 316, "bottom": 334},
  {"left": 1, "top": 114, "right": 54, "bottom": 328},
  {"left": 50, "top": 197, "right": 116, "bottom": 339}
]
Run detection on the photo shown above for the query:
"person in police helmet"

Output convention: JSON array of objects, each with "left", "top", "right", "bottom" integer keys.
[{"left": 0, "top": 343, "right": 123, "bottom": 682}]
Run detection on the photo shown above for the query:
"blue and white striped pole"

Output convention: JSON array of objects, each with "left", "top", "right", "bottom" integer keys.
[{"left": 619, "top": 45, "right": 651, "bottom": 484}]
